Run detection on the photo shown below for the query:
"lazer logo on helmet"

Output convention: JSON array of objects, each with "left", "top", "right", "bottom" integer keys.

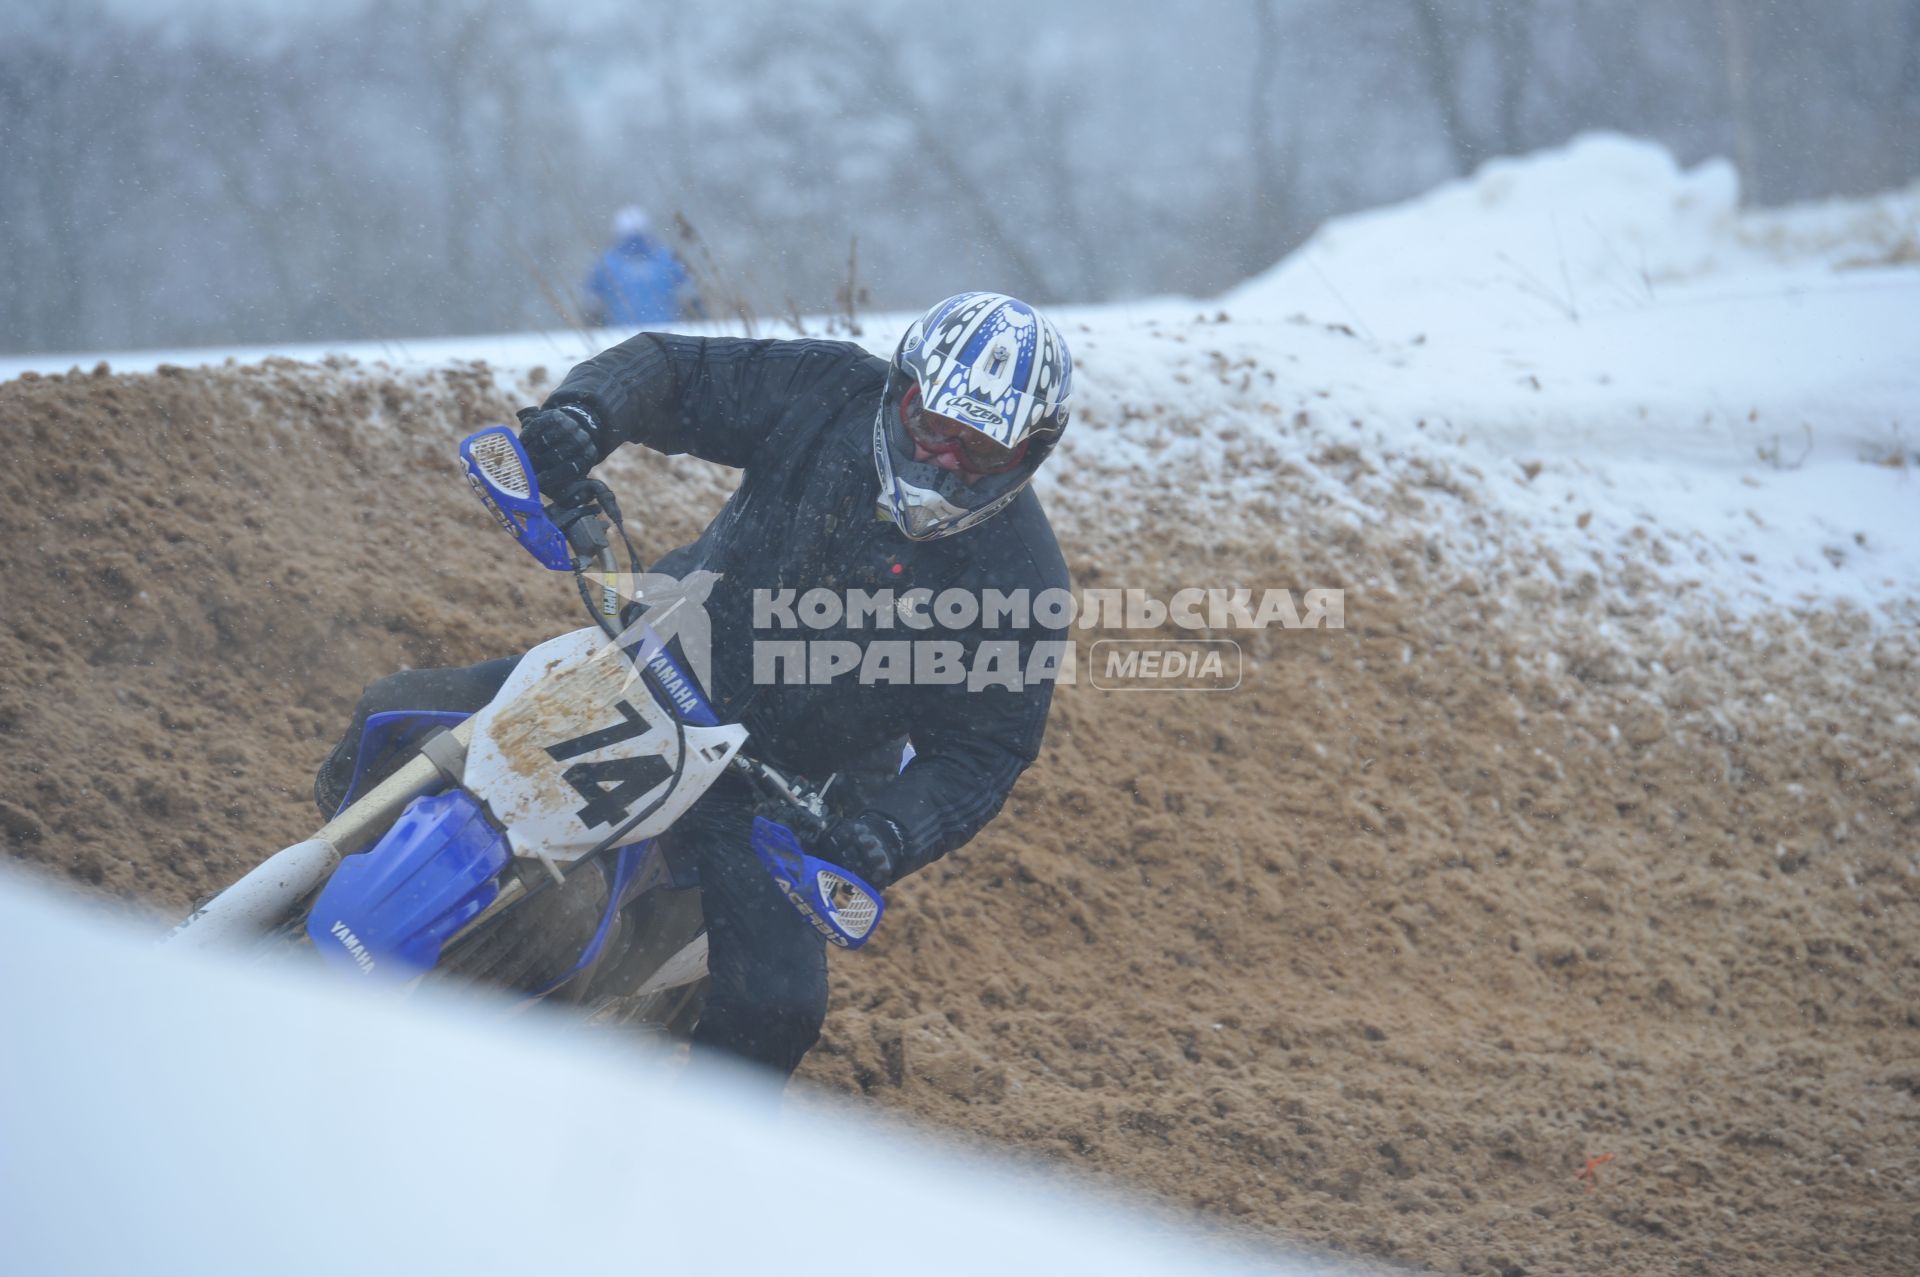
[{"left": 952, "top": 398, "right": 1005, "bottom": 427}]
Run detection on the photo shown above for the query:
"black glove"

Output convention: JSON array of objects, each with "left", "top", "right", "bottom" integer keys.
[
  {"left": 516, "top": 404, "right": 605, "bottom": 499},
  {"left": 816, "top": 813, "right": 905, "bottom": 891}
]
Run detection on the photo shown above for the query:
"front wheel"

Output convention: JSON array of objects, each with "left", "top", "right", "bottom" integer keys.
[{"left": 436, "top": 861, "right": 611, "bottom": 994}]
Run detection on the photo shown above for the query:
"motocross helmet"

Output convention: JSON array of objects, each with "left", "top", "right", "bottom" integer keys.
[{"left": 873, "top": 292, "right": 1073, "bottom": 540}]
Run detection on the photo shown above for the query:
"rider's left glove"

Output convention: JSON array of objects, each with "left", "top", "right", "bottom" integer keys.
[
  {"left": 816, "top": 813, "right": 905, "bottom": 891},
  {"left": 517, "top": 403, "right": 606, "bottom": 499}
]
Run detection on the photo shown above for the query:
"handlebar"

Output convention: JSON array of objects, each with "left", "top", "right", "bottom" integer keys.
[
  {"left": 541, "top": 486, "right": 835, "bottom": 840},
  {"left": 545, "top": 478, "right": 618, "bottom": 561},
  {"left": 729, "top": 753, "right": 832, "bottom": 841},
  {"left": 539, "top": 478, "right": 639, "bottom": 642},
  {"left": 457, "top": 425, "right": 882, "bottom": 946}
]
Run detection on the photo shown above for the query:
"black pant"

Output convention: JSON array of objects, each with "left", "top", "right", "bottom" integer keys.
[{"left": 316, "top": 658, "right": 828, "bottom": 1079}]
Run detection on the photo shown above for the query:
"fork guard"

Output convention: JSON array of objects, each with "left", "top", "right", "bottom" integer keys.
[{"left": 308, "top": 789, "right": 513, "bottom": 979}]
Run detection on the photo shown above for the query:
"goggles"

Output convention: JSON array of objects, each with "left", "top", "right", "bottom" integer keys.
[{"left": 897, "top": 383, "right": 1032, "bottom": 477}]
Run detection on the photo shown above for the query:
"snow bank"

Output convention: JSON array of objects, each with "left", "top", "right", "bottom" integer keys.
[
  {"left": 1182, "top": 133, "right": 1919, "bottom": 622},
  {"left": 1230, "top": 132, "right": 1919, "bottom": 335},
  {"left": 0, "top": 873, "right": 1311, "bottom": 1275}
]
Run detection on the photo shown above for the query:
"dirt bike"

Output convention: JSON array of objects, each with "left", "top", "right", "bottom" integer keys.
[{"left": 167, "top": 426, "right": 885, "bottom": 1032}]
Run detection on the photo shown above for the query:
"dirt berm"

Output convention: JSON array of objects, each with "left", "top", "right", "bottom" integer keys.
[{"left": 1, "top": 360, "right": 1914, "bottom": 1276}]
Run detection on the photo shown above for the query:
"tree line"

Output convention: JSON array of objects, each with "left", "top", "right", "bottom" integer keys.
[{"left": 3, "top": 0, "right": 1916, "bottom": 354}]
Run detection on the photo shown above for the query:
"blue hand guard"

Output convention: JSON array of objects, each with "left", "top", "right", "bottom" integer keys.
[
  {"left": 751, "top": 817, "right": 885, "bottom": 949},
  {"left": 460, "top": 426, "right": 573, "bottom": 571}
]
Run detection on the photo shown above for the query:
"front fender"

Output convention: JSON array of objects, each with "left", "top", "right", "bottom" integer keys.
[{"left": 307, "top": 789, "right": 512, "bottom": 980}]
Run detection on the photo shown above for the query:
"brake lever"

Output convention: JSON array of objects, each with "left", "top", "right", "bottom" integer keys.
[{"left": 730, "top": 755, "right": 832, "bottom": 839}]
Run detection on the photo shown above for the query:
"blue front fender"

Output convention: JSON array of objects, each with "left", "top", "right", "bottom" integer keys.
[{"left": 308, "top": 789, "right": 512, "bottom": 980}]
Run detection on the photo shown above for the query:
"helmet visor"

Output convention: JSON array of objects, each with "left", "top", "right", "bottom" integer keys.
[{"left": 898, "top": 384, "right": 1033, "bottom": 477}]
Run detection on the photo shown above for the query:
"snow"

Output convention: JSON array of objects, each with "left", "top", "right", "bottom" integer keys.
[
  {"left": 1211, "top": 133, "right": 1919, "bottom": 621},
  {"left": 0, "top": 328, "right": 616, "bottom": 383},
  {"left": 0, "top": 872, "right": 1306, "bottom": 1275},
  {"left": 4, "top": 131, "right": 1913, "bottom": 622},
  {"left": 1229, "top": 132, "right": 1917, "bottom": 337}
]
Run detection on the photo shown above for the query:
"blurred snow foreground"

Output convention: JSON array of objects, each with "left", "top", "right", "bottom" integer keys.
[{"left": 0, "top": 874, "right": 1314, "bottom": 1275}]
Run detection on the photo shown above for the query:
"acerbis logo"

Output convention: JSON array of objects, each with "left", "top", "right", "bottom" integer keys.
[
  {"left": 464, "top": 472, "right": 518, "bottom": 541},
  {"left": 772, "top": 876, "right": 852, "bottom": 948}
]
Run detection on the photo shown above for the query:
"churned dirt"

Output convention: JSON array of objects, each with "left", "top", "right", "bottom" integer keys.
[{"left": 1, "top": 360, "right": 1914, "bottom": 1276}]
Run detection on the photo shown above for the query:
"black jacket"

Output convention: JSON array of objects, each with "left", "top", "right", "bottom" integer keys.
[{"left": 545, "top": 333, "right": 1070, "bottom": 878}]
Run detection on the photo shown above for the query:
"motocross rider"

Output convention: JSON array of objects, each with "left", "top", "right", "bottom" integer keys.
[{"left": 316, "top": 293, "right": 1073, "bottom": 1081}]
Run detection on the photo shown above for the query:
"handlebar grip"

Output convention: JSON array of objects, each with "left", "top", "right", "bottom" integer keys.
[{"left": 548, "top": 499, "right": 611, "bottom": 558}]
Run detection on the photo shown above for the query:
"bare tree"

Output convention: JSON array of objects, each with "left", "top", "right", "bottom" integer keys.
[
  {"left": 1713, "top": 0, "right": 1759, "bottom": 198},
  {"left": 7, "top": 0, "right": 1920, "bottom": 356},
  {"left": 1406, "top": 0, "right": 1479, "bottom": 172},
  {"left": 1889, "top": 0, "right": 1920, "bottom": 185},
  {"left": 1244, "top": 0, "right": 1299, "bottom": 276},
  {"left": 1405, "top": 0, "right": 1535, "bottom": 175},
  {"left": 833, "top": 9, "right": 1061, "bottom": 301},
  {"left": 1487, "top": 0, "right": 1533, "bottom": 156}
]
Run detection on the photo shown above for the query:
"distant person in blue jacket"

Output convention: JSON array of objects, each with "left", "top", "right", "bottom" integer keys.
[{"left": 583, "top": 206, "right": 700, "bottom": 328}]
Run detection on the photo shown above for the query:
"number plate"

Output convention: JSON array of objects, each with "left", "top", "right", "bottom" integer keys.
[{"left": 462, "top": 629, "right": 746, "bottom": 862}]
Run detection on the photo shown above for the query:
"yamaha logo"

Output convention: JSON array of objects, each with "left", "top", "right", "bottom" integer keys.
[{"left": 329, "top": 920, "right": 376, "bottom": 975}]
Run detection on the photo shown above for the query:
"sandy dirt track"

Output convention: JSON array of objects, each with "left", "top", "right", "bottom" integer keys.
[{"left": 1, "top": 361, "right": 1914, "bottom": 1276}]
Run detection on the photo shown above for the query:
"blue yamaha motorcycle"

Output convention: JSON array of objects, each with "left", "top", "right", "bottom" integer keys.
[{"left": 169, "top": 427, "right": 884, "bottom": 1030}]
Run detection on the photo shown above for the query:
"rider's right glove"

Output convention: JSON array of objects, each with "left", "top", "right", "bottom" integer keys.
[
  {"left": 816, "top": 813, "right": 905, "bottom": 892},
  {"left": 517, "top": 403, "right": 606, "bottom": 499}
]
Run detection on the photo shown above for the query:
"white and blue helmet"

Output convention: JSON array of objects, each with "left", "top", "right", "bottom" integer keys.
[{"left": 873, "top": 292, "right": 1073, "bottom": 540}]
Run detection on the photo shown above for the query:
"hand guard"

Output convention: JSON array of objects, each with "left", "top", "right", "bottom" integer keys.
[{"left": 517, "top": 404, "right": 604, "bottom": 499}]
